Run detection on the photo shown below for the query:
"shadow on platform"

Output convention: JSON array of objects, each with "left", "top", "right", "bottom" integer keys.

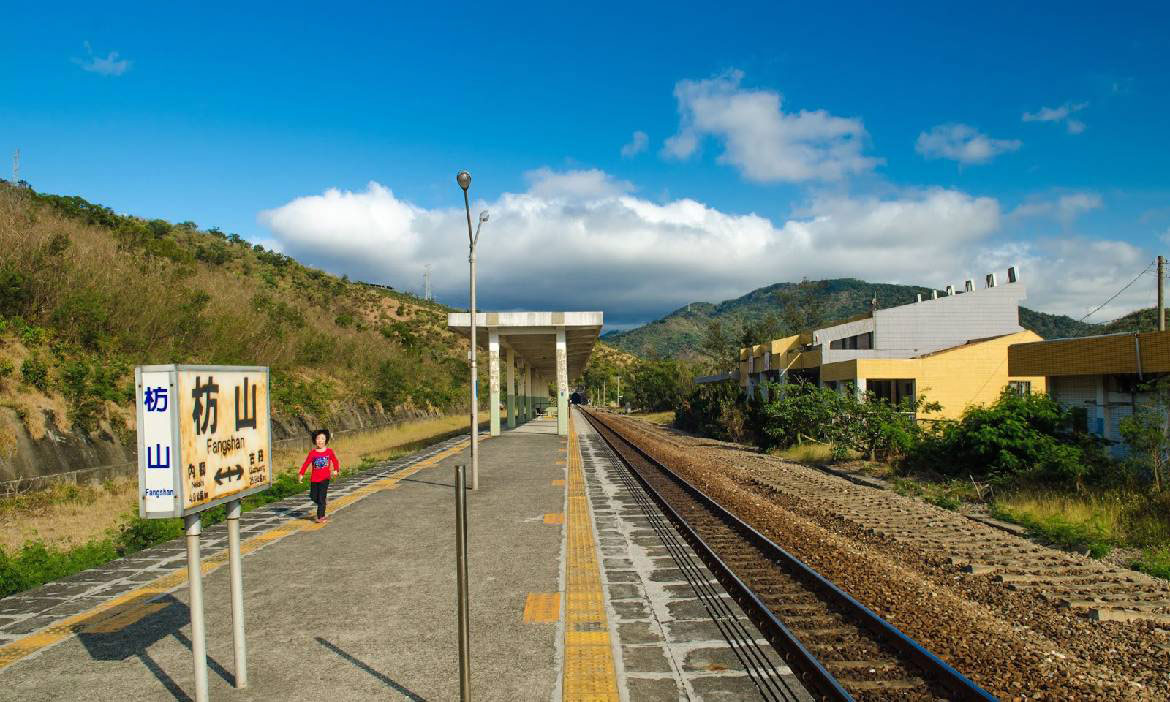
[
  {"left": 76, "top": 594, "right": 234, "bottom": 702},
  {"left": 315, "top": 637, "right": 426, "bottom": 701}
]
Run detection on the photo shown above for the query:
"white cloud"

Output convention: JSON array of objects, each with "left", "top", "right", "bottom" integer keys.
[
  {"left": 662, "top": 70, "right": 880, "bottom": 182},
  {"left": 523, "top": 167, "right": 634, "bottom": 200},
  {"left": 74, "top": 42, "right": 131, "bottom": 76},
  {"left": 259, "top": 172, "right": 1149, "bottom": 326},
  {"left": 1006, "top": 238, "right": 1152, "bottom": 320},
  {"left": 1022, "top": 102, "right": 1088, "bottom": 134},
  {"left": 1009, "top": 192, "right": 1103, "bottom": 227},
  {"left": 915, "top": 124, "right": 1021, "bottom": 164},
  {"left": 620, "top": 131, "right": 648, "bottom": 158}
]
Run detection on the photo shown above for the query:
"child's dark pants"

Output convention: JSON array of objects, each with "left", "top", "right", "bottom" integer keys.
[{"left": 310, "top": 479, "right": 330, "bottom": 519}]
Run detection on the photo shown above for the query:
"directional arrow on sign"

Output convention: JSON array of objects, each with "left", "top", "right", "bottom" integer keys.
[{"left": 214, "top": 465, "right": 244, "bottom": 485}]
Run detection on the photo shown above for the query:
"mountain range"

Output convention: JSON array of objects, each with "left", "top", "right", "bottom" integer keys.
[{"left": 601, "top": 278, "right": 1155, "bottom": 360}]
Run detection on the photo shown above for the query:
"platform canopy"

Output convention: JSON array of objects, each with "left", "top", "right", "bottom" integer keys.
[{"left": 448, "top": 311, "right": 603, "bottom": 436}]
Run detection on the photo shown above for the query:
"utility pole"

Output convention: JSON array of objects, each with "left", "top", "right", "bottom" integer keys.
[{"left": 1159, "top": 255, "right": 1165, "bottom": 332}]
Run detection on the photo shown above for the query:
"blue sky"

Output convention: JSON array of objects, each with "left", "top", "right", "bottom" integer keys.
[{"left": 3, "top": 2, "right": 1169, "bottom": 328}]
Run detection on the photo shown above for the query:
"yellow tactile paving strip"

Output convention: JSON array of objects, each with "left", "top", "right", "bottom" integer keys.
[
  {"left": 0, "top": 436, "right": 483, "bottom": 671},
  {"left": 544, "top": 513, "right": 565, "bottom": 525},
  {"left": 562, "top": 413, "right": 620, "bottom": 701},
  {"left": 524, "top": 593, "right": 561, "bottom": 623}
]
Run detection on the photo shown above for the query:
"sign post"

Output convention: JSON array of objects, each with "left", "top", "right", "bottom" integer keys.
[
  {"left": 184, "top": 514, "right": 209, "bottom": 702},
  {"left": 136, "top": 365, "right": 271, "bottom": 701},
  {"left": 227, "top": 498, "right": 248, "bottom": 687}
]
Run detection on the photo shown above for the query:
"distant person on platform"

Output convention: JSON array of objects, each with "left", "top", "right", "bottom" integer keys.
[{"left": 299, "top": 430, "right": 340, "bottom": 523}]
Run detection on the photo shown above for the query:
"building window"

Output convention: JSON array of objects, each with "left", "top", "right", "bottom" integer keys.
[
  {"left": 829, "top": 332, "right": 874, "bottom": 350},
  {"left": 868, "top": 379, "right": 915, "bottom": 405},
  {"left": 1007, "top": 381, "right": 1032, "bottom": 396}
]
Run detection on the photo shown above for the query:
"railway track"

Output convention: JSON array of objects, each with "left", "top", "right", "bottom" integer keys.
[{"left": 580, "top": 408, "right": 994, "bottom": 702}]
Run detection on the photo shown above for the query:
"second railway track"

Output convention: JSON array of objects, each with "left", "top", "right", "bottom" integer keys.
[{"left": 581, "top": 408, "right": 994, "bottom": 702}]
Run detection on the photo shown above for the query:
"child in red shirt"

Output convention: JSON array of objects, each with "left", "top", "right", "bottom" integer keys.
[{"left": 299, "top": 429, "right": 340, "bottom": 523}]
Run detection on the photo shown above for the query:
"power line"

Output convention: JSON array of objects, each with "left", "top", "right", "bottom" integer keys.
[{"left": 1078, "top": 260, "right": 1155, "bottom": 323}]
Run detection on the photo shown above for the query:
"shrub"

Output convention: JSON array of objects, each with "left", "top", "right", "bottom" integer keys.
[
  {"left": 675, "top": 381, "right": 745, "bottom": 441},
  {"left": 20, "top": 355, "right": 49, "bottom": 390},
  {"left": 0, "top": 540, "right": 119, "bottom": 598},
  {"left": 0, "top": 267, "right": 31, "bottom": 317},
  {"left": 373, "top": 358, "right": 409, "bottom": 410},
  {"left": 51, "top": 291, "right": 112, "bottom": 350},
  {"left": 904, "top": 391, "right": 1099, "bottom": 489},
  {"left": 629, "top": 359, "right": 691, "bottom": 412}
]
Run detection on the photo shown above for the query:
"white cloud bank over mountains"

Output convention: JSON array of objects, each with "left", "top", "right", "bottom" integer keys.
[{"left": 259, "top": 171, "right": 1152, "bottom": 327}]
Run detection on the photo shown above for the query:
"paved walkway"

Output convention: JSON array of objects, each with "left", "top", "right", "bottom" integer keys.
[{"left": 0, "top": 413, "right": 807, "bottom": 701}]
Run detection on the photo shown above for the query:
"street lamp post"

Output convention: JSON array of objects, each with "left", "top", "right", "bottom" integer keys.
[{"left": 457, "top": 170, "right": 488, "bottom": 491}]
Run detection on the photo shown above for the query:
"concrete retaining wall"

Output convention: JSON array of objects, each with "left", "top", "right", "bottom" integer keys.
[{"left": 0, "top": 403, "right": 439, "bottom": 493}]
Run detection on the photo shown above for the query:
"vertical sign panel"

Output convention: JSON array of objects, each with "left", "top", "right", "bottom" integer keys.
[
  {"left": 138, "top": 369, "right": 179, "bottom": 517},
  {"left": 177, "top": 368, "right": 272, "bottom": 515}
]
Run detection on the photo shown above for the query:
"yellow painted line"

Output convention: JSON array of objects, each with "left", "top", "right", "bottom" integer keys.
[
  {"left": 551, "top": 479, "right": 565, "bottom": 487},
  {"left": 82, "top": 602, "right": 169, "bottom": 634},
  {"left": 544, "top": 513, "right": 565, "bottom": 525},
  {"left": 555, "top": 460, "right": 566, "bottom": 466},
  {"left": 0, "top": 436, "right": 485, "bottom": 671},
  {"left": 523, "top": 592, "right": 561, "bottom": 623},
  {"left": 561, "top": 413, "right": 619, "bottom": 701}
]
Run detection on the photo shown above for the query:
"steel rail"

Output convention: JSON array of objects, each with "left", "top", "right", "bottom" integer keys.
[{"left": 581, "top": 409, "right": 996, "bottom": 702}]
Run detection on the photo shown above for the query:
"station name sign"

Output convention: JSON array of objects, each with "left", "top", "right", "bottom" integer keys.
[{"left": 136, "top": 365, "right": 273, "bottom": 519}]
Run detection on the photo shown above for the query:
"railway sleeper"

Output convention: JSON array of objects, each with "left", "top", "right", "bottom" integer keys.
[
  {"left": 995, "top": 572, "right": 1137, "bottom": 585},
  {"left": 836, "top": 677, "right": 927, "bottom": 691},
  {"left": 1061, "top": 598, "right": 1170, "bottom": 611},
  {"left": 1090, "top": 608, "right": 1170, "bottom": 624}
]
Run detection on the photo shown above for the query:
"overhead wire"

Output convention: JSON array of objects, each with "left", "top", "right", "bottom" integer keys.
[{"left": 1078, "top": 260, "right": 1155, "bottom": 323}]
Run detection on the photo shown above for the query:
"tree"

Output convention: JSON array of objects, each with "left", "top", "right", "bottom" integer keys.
[
  {"left": 629, "top": 359, "right": 691, "bottom": 412},
  {"left": 778, "top": 278, "right": 829, "bottom": 334},
  {"left": 739, "top": 312, "right": 784, "bottom": 348},
  {"left": 1120, "top": 377, "right": 1170, "bottom": 491},
  {"left": 699, "top": 319, "right": 741, "bottom": 372}
]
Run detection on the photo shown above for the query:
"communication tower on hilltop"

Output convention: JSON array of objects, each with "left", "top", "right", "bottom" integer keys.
[
  {"left": 424, "top": 264, "right": 432, "bottom": 301},
  {"left": 12, "top": 149, "right": 19, "bottom": 182}
]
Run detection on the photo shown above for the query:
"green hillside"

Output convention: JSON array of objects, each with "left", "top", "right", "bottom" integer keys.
[
  {"left": 604, "top": 277, "right": 1117, "bottom": 360},
  {"left": 0, "top": 182, "right": 472, "bottom": 439}
]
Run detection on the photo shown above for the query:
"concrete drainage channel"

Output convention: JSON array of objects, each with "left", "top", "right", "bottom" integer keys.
[{"left": 576, "top": 419, "right": 811, "bottom": 701}]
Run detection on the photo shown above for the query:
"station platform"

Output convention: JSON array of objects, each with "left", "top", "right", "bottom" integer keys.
[{"left": 0, "top": 411, "right": 806, "bottom": 701}]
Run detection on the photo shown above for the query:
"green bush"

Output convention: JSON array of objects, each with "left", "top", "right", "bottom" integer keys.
[
  {"left": 0, "top": 540, "right": 119, "bottom": 598},
  {"left": 0, "top": 267, "right": 31, "bottom": 317},
  {"left": 629, "top": 359, "right": 691, "bottom": 412},
  {"left": 748, "top": 382, "right": 933, "bottom": 461},
  {"left": 51, "top": 291, "right": 113, "bottom": 350},
  {"left": 20, "top": 355, "right": 49, "bottom": 390},
  {"left": 904, "top": 391, "right": 1101, "bottom": 489},
  {"left": 675, "top": 381, "right": 746, "bottom": 441},
  {"left": 373, "top": 358, "right": 409, "bottom": 410}
]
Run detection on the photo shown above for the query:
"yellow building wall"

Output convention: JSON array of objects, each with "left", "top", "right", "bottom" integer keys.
[
  {"left": 845, "top": 331, "right": 1047, "bottom": 420},
  {"left": 1009, "top": 329, "right": 1170, "bottom": 377}
]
